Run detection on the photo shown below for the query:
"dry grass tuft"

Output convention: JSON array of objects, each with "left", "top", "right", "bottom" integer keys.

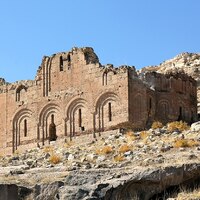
[
  {"left": 151, "top": 121, "right": 163, "bottom": 129},
  {"left": 95, "top": 146, "right": 113, "bottom": 155},
  {"left": 119, "top": 144, "right": 131, "bottom": 153},
  {"left": 125, "top": 131, "right": 134, "bottom": 137},
  {"left": 49, "top": 154, "right": 61, "bottom": 164},
  {"left": 173, "top": 139, "right": 199, "bottom": 148},
  {"left": 14, "top": 150, "right": 20, "bottom": 156},
  {"left": 140, "top": 131, "right": 149, "bottom": 140},
  {"left": 43, "top": 146, "right": 54, "bottom": 153},
  {"left": 114, "top": 154, "right": 124, "bottom": 162},
  {"left": 167, "top": 121, "right": 189, "bottom": 132},
  {"left": 125, "top": 131, "right": 136, "bottom": 142},
  {"left": 63, "top": 141, "right": 74, "bottom": 148},
  {"left": 176, "top": 187, "right": 200, "bottom": 200}
]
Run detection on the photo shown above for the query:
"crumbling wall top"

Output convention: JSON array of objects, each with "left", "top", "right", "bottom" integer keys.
[{"left": 0, "top": 78, "right": 6, "bottom": 86}]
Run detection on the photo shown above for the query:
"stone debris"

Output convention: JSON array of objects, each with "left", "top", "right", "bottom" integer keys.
[{"left": 0, "top": 123, "right": 199, "bottom": 199}]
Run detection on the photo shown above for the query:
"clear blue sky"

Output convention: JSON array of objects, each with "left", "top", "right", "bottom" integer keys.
[{"left": 0, "top": 0, "right": 200, "bottom": 83}]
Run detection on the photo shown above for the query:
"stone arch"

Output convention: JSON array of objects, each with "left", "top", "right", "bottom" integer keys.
[
  {"left": 102, "top": 69, "right": 116, "bottom": 86},
  {"left": 65, "top": 98, "right": 90, "bottom": 137},
  {"left": 12, "top": 108, "right": 33, "bottom": 153},
  {"left": 158, "top": 99, "right": 170, "bottom": 122},
  {"left": 16, "top": 85, "right": 27, "bottom": 102},
  {"left": 38, "top": 103, "right": 62, "bottom": 144},
  {"left": 95, "top": 92, "right": 120, "bottom": 132}
]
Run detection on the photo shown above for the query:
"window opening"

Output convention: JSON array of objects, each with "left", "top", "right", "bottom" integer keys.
[
  {"left": 108, "top": 102, "right": 112, "bottom": 121},
  {"left": 78, "top": 109, "right": 82, "bottom": 127},
  {"left": 60, "top": 56, "right": 63, "bottom": 71},
  {"left": 16, "top": 91, "right": 20, "bottom": 101},
  {"left": 24, "top": 119, "right": 27, "bottom": 137}
]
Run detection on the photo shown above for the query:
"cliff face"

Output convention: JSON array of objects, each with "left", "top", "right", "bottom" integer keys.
[{"left": 141, "top": 52, "right": 200, "bottom": 113}]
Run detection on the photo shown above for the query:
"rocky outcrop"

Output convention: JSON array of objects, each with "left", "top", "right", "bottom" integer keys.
[
  {"left": 141, "top": 52, "right": 200, "bottom": 113},
  {"left": 0, "top": 124, "right": 200, "bottom": 199},
  {"left": 1, "top": 163, "right": 200, "bottom": 200}
]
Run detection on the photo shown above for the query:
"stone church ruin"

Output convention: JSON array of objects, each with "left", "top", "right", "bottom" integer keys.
[{"left": 0, "top": 47, "right": 197, "bottom": 154}]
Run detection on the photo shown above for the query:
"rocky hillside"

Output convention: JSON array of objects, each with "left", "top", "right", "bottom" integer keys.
[
  {"left": 1, "top": 121, "right": 200, "bottom": 199},
  {"left": 140, "top": 52, "right": 200, "bottom": 113}
]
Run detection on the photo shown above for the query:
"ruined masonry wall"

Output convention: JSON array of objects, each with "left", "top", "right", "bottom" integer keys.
[
  {"left": 0, "top": 47, "right": 197, "bottom": 155},
  {"left": 0, "top": 47, "right": 129, "bottom": 155}
]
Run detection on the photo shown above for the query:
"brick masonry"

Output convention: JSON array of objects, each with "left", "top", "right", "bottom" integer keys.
[{"left": 0, "top": 47, "right": 197, "bottom": 154}]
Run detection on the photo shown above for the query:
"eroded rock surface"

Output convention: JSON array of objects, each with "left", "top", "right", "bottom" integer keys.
[{"left": 0, "top": 124, "right": 200, "bottom": 199}]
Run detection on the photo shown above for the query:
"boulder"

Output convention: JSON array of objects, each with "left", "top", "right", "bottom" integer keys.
[{"left": 191, "top": 121, "right": 200, "bottom": 131}]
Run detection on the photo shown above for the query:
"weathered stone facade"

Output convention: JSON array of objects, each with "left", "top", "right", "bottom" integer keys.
[{"left": 0, "top": 47, "right": 197, "bottom": 154}]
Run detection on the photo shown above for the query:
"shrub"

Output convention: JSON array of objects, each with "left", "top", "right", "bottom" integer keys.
[
  {"left": 119, "top": 144, "right": 131, "bottom": 153},
  {"left": 151, "top": 121, "right": 163, "bottom": 129},
  {"left": 173, "top": 139, "right": 199, "bottom": 148},
  {"left": 167, "top": 121, "right": 189, "bottom": 132},
  {"left": 114, "top": 154, "right": 124, "bottom": 162},
  {"left": 96, "top": 146, "right": 113, "bottom": 155},
  {"left": 140, "top": 131, "right": 149, "bottom": 140},
  {"left": 49, "top": 154, "right": 61, "bottom": 164}
]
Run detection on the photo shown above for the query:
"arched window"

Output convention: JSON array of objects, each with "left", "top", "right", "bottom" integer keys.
[
  {"left": 16, "top": 85, "right": 27, "bottom": 102},
  {"left": 24, "top": 119, "right": 27, "bottom": 137},
  {"left": 108, "top": 102, "right": 112, "bottom": 121},
  {"left": 78, "top": 108, "right": 82, "bottom": 127},
  {"left": 60, "top": 56, "right": 63, "bottom": 71},
  {"left": 16, "top": 91, "right": 20, "bottom": 102},
  {"left": 51, "top": 114, "right": 54, "bottom": 123},
  {"left": 102, "top": 72, "right": 107, "bottom": 86}
]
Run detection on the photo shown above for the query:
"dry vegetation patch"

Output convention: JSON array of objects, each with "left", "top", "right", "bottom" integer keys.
[
  {"left": 173, "top": 139, "right": 200, "bottom": 148},
  {"left": 125, "top": 131, "right": 136, "bottom": 142},
  {"left": 167, "top": 121, "right": 189, "bottom": 132},
  {"left": 43, "top": 146, "right": 54, "bottom": 153},
  {"left": 140, "top": 131, "right": 149, "bottom": 140},
  {"left": 63, "top": 141, "right": 75, "bottom": 148},
  {"left": 49, "top": 154, "right": 61, "bottom": 164},
  {"left": 176, "top": 187, "right": 200, "bottom": 200},
  {"left": 113, "top": 154, "right": 124, "bottom": 162},
  {"left": 151, "top": 121, "right": 163, "bottom": 129},
  {"left": 119, "top": 144, "right": 132, "bottom": 153},
  {"left": 95, "top": 146, "right": 113, "bottom": 155}
]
